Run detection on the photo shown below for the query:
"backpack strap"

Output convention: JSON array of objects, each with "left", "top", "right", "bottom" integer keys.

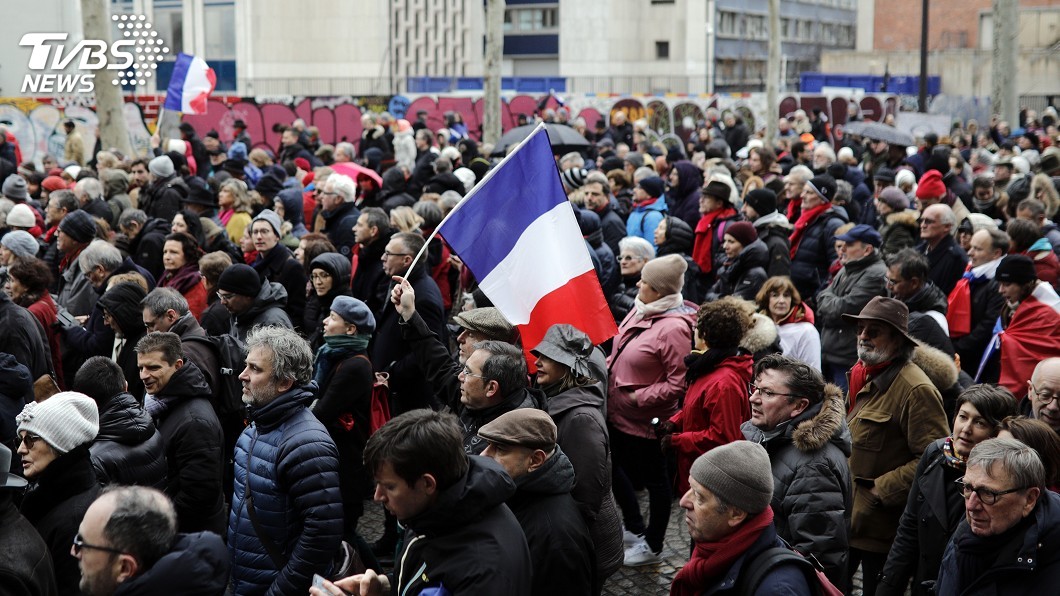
[{"left": 737, "top": 547, "right": 819, "bottom": 596}]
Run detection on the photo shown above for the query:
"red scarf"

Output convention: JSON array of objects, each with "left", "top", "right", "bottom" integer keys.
[
  {"left": 848, "top": 360, "right": 893, "bottom": 413},
  {"left": 776, "top": 302, "right": 815, "bottom": 326},
  {"left": 788, "top": 203, "right": 832, "bottom": 258},
  {"left": 671, "top": 507, "right": 774, "bottom": 596},
  {"left": 58, "top": 244, "right": 85, "bottom": 274},
  {"left": 692, "top": 207, "right": 737, "bottom": 274},
  {"left": 947, "top": 264, "right": 976, "bottom": 337},
  {"left": 632, "top": 196, "right": 660, "bottom": 210}
]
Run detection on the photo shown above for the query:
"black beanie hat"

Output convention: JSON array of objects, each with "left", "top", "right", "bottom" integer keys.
[
  {"left": 217, "top": 264, "right": 262, "bottom": 297},
  {"left": 254, "top": 175, "right": 284, "bottom": 200},
  {"left": 744, "top": 189, "right": 777, "bottom": 215},
  {"left": 703, "top": 180, "right": 732, "bottom": 202},
  {"left": 995, "top": 255, "right": 1038, "bottom": 285},
  {"left": 58, "top": 209, "right": 97, "bottom": 243}
]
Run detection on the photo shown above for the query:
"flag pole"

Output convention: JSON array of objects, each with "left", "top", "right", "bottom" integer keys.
[{"left": 404, "top": 122, "right": 551, "bottom": 274}]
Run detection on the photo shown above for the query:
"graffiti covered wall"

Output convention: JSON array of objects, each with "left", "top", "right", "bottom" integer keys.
[{"left": 1, "top": 92, "right": 901, "bottom": 165}]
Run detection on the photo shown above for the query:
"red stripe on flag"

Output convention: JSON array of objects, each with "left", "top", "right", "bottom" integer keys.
[{"left": 518, "top": 270, "right": 618, "bottom": 362}]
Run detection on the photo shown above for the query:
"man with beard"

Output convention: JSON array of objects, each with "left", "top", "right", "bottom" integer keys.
[{"left": 843, "top": 296, "right": 949, "bottom": 595}]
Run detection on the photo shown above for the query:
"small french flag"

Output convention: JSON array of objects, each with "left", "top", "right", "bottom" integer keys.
[{"left": 164, "top": 53, "right": 215, "bottom": 115}]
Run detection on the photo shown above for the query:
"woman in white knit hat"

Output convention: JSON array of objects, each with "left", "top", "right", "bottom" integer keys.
[{"left": 15, "top": 392, "right": 100, "bottom": 595}]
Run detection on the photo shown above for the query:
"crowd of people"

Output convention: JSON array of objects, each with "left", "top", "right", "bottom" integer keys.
[{"left": 0, "top": 102, "right": 1059, "bottom": 595}]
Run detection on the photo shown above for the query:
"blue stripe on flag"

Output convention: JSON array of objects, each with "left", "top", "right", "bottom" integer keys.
[
  {"left": 437, "top": 130, "right": 566, "bottom": 279},
  {"left": 163, "top": 53, "right": 194, "bottom": 111}
]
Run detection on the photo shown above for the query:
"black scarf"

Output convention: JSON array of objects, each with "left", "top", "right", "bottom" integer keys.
[{"left": 684, "top": 347, "right": 740, "bottom": 384}]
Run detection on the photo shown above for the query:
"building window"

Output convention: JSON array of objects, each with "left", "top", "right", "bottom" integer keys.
[
  {"left": 656, "top": 41, "right": 670, "bottom": 59},
  {"left": 504, "top": 7, "right": 559, "bottom": 33}
]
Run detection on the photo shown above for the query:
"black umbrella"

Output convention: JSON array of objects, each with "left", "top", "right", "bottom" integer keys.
[
  {"left": 491, "top": 123, "right": 591, "bottom": 157},
  {"left": 842, "top": 121, "right": 915, "bottom": 147}
]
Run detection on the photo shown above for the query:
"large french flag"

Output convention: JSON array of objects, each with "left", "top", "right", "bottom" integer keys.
[
  {"left": 163, "top": 53, "right": 215, "bottom": 115},
  {"left": 437, "top": 124, "right": 617, "bottom": 352}
]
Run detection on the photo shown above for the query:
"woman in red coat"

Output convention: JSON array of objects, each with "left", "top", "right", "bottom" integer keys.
[
  {"left": 159, "top": 232, "right": 207, "bottom": 320},
  {"left": 659, "top": 296, "right": 755, "bottom": 496}
]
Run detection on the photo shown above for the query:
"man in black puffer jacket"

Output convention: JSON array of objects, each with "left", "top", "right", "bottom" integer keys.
[
  {"left": 229, "top": 326, "right": 342, "bottom": 596},
  {"left": 75, "top": 356, "right": 167, "bottom": 489}
]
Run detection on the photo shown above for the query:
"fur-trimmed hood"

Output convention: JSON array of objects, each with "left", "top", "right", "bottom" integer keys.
[
  {"left": 884, "top": 209, "right": 919, "bottom": 228},
  {"left": 911, "top": 341, "right": 959, "bottom": 392},
  {"left": 791, "top": 384, "right": 851, "bottom": 455},
  {"left": 741, "top": 312, "right": 779, "bottom": 355}
]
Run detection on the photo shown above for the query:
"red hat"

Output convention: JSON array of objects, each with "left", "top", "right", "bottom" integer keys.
[
  {"left": 42, "top": 176, "right": 67, "bottom": 193},
  {"left": 916, "top": 170, "right": 946, "bottom": 200},
  {"left": 294, "top": 157, "right": 311, "bottom": 172}
]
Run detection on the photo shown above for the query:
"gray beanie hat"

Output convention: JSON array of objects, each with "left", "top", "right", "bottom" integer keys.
[
  {"left": 639, "top": 254, "right": 687, "bottom": 296},
  {"left": 2, "top": 230, "right": 40, "bottom": 258},
  {"left": 689, "top": 440, "right": 773, "bottom": 514},
  {"left": 252, "top": 208, "right": 283, "bottom": 237},
  {"left": 149, "top": 155, "right": 175, "bottom": 178},
  {"left": 15, "top": 392, "right": 99, "bottom": 454},
  {"left": 2, "top": 174, "right": 29, "bottom": 201}
]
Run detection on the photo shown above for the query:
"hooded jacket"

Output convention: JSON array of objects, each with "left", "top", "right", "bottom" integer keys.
[
  {"left": 379, "top": 168, "right": 416, "bottom": 213},
  {"left": 393, "top": 456, "right": 532, "bottom": 596},
  {"left": 667, "top": 161, "right": 704, "bottom": 228},
  {"left": 708, "top": 238, "right": 770, "bottom": 301},
  {"left": 816, "top": 250, "right": 888, "bottom": 367},
  {"left": 230, "top": 282, "right": 292, "bottom": 342},
  {"left": 101, "top": 169, "right": 132, "bottom": 224},
  {"left": 626, "top": 197, "right": 667, "bottom": 249},
  {"left": 790, "top": 205, "right": 847, "bottom": 305},
  {"left": 275, "top": 189, "right": 308, "bottom": 238},
  {"left": 114, "top": 531, "right": 230, "bottom": 596},
  {"left": 752, "top": 211, "right": 793, "bottom": 278},
  {"left": 879, "top": 210, "right": 919, "bottom": 258},
  {"left": 546, "top": 383, "right": 623, "bottom": 584},
  {"left": 152, "top": 362, "right": 226, "bottom": 535},
  {"left": 252, "top": 243, "right": 306, "bottom": 331},
  {"left": 304, "top": 252, "right": 352, "bottom": 349},
  {"left": 0, "top": 290, "right": 51, "bottom": 382},
  {"left": 99, "top": 281, "right": 148, "bottom": 399},
  {"left": 508, "top": 447, "right": 596, "bottom": 596},
  {"left": 90, "top": 391, "right": 167, "bottom": 489},
  {"left": 139, "top": 175, "right": 186, "bottom": 223},
  {"left": 902, "top": 282, "right": 956, "bottom": 355},
  {"left": 229, "top": 385, "right": 343, "bottom": 596},
  {"left": 320, "top": 201, "right": 361, "bottom": 258},
  {"left": 128, "top": 217, "right": 172, "bottom": 281},
  {"left": 742, "top": 384, "right": 853, "bottom": 587}
]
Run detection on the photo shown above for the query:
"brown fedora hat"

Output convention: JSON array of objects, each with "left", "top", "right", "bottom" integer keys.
[{"left": 842, "top": 296, "right": 917, "bottom": 345}]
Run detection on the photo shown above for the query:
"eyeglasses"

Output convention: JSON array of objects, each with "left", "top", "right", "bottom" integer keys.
[
  {"left": 459, "top": 365, "right": 489, "bottom": 381},
  {"left": 216, "top": 291, "right": 237, "bottom": 302},
  {"left": 748, "top": 383, "right": 799, "bottom": 400},
  {"left": 919, "top": 218, "right": 939, "bottom": 226},
  {"left": 19, "top": 433, "right": 43, "bottom": 449},
  {"left": 618, "top": 255, "right": 638, "bottom": 262},
  {"left": 856, "top": 324, "right": 887, "bottom": 339},
  {"left": 955, "top": 478, "right": 1026, "bottom": 505},
  {"left": 1029, "top": 383, "right": 1060, "bottom": 405},
  {"left": 72, "top": 533, "right": 126, "bottom": 556},
  {"left": 382, "top": 251, "right": 413, "bottom": 259},
  {"left": 310, "top": 273, "right": 332, "bottom": 281}
]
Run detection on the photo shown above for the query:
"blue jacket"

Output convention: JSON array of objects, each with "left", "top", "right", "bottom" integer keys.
[
  {"left": 790, "top": 206, "right": 846, "bottom": 306},
  {"left": 228, "top": 384, "right": 344, "bottom": 596},
  {"left": 626, "top": 199, "right": 667, "bottom": 249}
]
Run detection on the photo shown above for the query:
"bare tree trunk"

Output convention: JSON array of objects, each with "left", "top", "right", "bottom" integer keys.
[
  {"left": 766, "top": 0, "right": 780, "bottom": 144},
  {"left": 991, "top": 0, "right": 1018, "bottom": 127},
  {"left": 82, "top": 0, "right": 133, "bottom": 156},
  {"left": 482, "top": 0, "right": 504, "bottom": 146}
]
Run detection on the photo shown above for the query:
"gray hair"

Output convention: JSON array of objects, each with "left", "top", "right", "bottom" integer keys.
[
  {"left": 926, "top": 203, "right": 957, "bottom": 229},
  {"left": 141, "top": 287, "right": 190, "bottom": 318},
  {"left": 787, "top": 165, "right": 814, "bottom": 184},
  {"left": 245, "top": 325, "right": 314, "bottom": 386},
  {"left": 328, "top": 173, "right": 356, "bottom": 203},
  {"left": 335, "top": 142, "right": 356, "bottom": 161},
  {"left": 118, "top": 208, "right": 148, "bottom": 228},
  {"left": 75, "top": 177, "right": 103, "bottom": 201},
  {"left": 78, "top": 239, "right": 123, "bottom": 274},
  {"left": 632, "top": 166, "right": 655, "bottom": 184},
  {"left": 559, "top": 152, "right": 585, "bottom": 170},
  {"left": 100, "top": 486, "right": 177, "bottom": 570},
  {"left": 618, "top": 236, "right": 655, "bottom": 260},
  {"left": 967, "top": 437, "right": 1046, "bottom": 490}
]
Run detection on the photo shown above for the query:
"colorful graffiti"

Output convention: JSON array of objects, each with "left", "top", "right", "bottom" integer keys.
[{"left": 2, "top": 92, "right": 900, "bottom": 165}]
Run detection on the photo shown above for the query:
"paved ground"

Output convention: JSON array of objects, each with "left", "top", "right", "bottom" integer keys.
[{"left": 358, "top": 490, "right": 865, "bottom": 595}]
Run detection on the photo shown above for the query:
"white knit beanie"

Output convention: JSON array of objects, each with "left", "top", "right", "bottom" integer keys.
[{"left": 15, "top": 392, "right": 99, "bottom": 454}]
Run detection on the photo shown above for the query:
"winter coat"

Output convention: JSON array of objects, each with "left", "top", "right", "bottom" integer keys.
[
  {"left": 846, "top": 349, "right": 952, "bottom": 553},
  {"left": 320, "top": 201, "right": 361, "bottom": 258},
  {"left": 902, "top": 282, "right": 956, "bottom": 355},
  {"left": 775, "top": 304, "right": 822, "bottom": 371},
  {"left": 790, "top": 206, "right": 846, "bottom": 306},
  {"left": 0, "top": 292, "right": 51, "bottom": 382},
  {"left": 113, "top": 532, "right": 230, "bottom": 596},
  {"left": 593, "top": 202, "right": 626, "bottom": 256},
  {"left": 304, "top": 253, "right": 352, "bottom": 349},
  {"left": 607, "top": 301, "right": 696, "bottom": 439},
  {"left": 230, "top": 282, "right": 292, "bottom": 343},
  {"left": 917, "top": 235, "right": 969, "bottom": 296},
  {"left": 878, "top": 439, "right": 966, "bottom": 596},
  {"left": 686, "top": 521, "right": 813, "bottom": 596},
  {"left": 89, "top": 391, "right": 168, "bottom": 489},
  {"left": 626, "top": 199, "right": 667, "bottom": 249},
  {"left": 607, "top": 276, "right": 640, "bottom": 323},
  {"left": 128, "top": 218, "right": 172, "bottom": 281},
  {"left": 57, "top": 253, "right": 97, "bottom": 317},
  {"left": 816, "top": 251, "right": 888, "bottom": 368},
  {"left": 169, "top": 313, "right": 220, "bottom": 399},
  {"left": 229, "top": 385, "right": 343, "bottom": 596},
  {"left": 19, "top": 445, "right": 99, "bottom": 596},
  {"left": 667, "top": 161, "right": 704, "bottom": 229},
  {"left": 742, "top": 384, "right": 853, "bottom": 587},
  {"left": 152, "top": 362, "right": 226, "bottom": 535},
  {"left": 670, "top": 351, "right": 754, "bottom": 494},
  {"left": 753, "top": 212, "right": 793, "bottom": 278},
  {"left": 934, "top": 490, "right": 1060, "bottom": 596},
  {"left": 0, "top": 500, "right": 57, "bottom": 596},
  {"left": 370, "top": 266, "right": 446, "bottom": 413},
  {"left": 349, "top": 235, "right": 391, "bottom": 315},
  {"left": 25, "top": 293, "right": 64, "bottom": 389},
  {"left": 508, "top": 447, "right": 596, "bottom": 596},
  {"left": 879, "top": 210, "right": 920, "bottom": 258},
  {"left": 139, "top": 175, "right": 186, "bottom": 225},
  {"left": 98, "top": 283, "right": 148, "bottom": 400},
  {"left": 953, "top": 275, "right": 1003, "bottom": 378},
  {"left": 546, "top": 383, "right": 624, "bottom": 585},
  {"left": 252, "top": 244, "right": 307, "bottom": 332},
  {"left": 708, "top": 239, "right": 770, "bottom": 301},
  {"left": 394, "top": 456, "right": 532, "bottom": 596}
]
